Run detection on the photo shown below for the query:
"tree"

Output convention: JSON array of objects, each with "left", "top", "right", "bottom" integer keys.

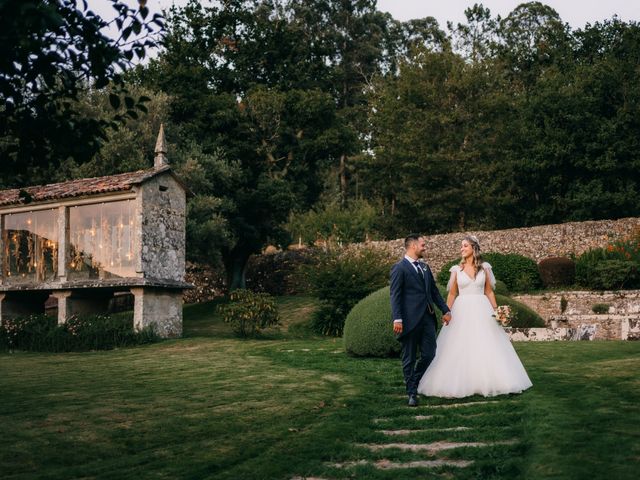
[
  {"left": 289, "top": 0, "right": 393, "bottom": 205},
  {"left": 57, "top": 86, "right": 172, "bottom": 181},
  {"left": 137, "top": 0, "right": 354, "bottom": 289},
  {"left": 0, "top": 0, "right": 164, "bottom": 187}
]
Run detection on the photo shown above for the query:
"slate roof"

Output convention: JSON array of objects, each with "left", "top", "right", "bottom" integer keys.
[{"left": 0, "top": 165, "right": 178, "bottom": 207}]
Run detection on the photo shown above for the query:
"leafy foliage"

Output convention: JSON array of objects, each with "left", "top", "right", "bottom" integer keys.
[
  {"left": 217, "top": 289, "right": 280, "bottom": 337},
  {"left": 494, "top": 295, "right": 545, "bottom": 328},
  {"left": 245, "top": 249, "right": 315, "bottom": 296},
  {"left": 538, "top": 257, "right": 576, "bottom": 288},
  {"left": 286, "top": 199, "right": 379, "bottom": 245},
  {"left": 575, "top": 233, "right": 640, "bottom": 289},
  {"left": 0, "top": 313, "right": 158, "bottom": 352},
  {"left": 592, "top": 303, "right": 611, "bottom": 314},
  {"left": 360, "top": 11, "right": 640, "bottom": 237},
  {"left": 483, "top": 253, "right": 543, "bottom": 292},
  {"left": 437, "top": 254, "right": 541, "bottom": 293},
  {"left": 301, "top": 246, "right": 394, "bottom": 337},
  {"left": 0, "top": 0, "right": 164, "bottom": 187}
]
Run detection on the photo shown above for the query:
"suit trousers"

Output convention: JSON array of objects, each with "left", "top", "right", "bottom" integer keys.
[{"left": 400, "top": 313, "right": 437, "bottom": 395}]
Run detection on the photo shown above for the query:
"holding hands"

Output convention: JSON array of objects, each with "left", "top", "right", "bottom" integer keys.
[{"left": 442, "top": 312, "right": 452, "bottom": 325}]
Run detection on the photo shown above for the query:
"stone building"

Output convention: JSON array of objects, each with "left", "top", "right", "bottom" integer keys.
[{"left": 0, "top": 126, "right": 190, "bottom": 337}]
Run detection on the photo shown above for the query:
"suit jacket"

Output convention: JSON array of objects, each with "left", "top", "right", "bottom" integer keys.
[{"left": 390, "top": 258, "right": 450, "bottom": 339}]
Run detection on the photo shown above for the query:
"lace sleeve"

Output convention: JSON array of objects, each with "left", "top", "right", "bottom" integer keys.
[
  {"left": 483, "top": 262, "right": 496, "bottom": 290},
  {"left": 447, "top": 265, "right": 459, "bottom": 292}
]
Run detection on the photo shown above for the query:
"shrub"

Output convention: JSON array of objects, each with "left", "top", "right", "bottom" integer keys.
[
  {"left": 302, "top": 246, "right": 394, "bottom": 337},
  {"left": 538, "top": 257, "right": 576, "bottom": 288},
  {"left": 436, "top": 258, "right": 460, "bottom": 285},
  {"left": 494, "top": 294, "right": 545, "bottom": 328},
  {"left": 217, "top": 289, "right": 280, "bottom": 337},
  {"left": 576, "top": 245, "right": 640, "bottom": 290},
  {"left": 286, "top": 199, "right": 379, "bottom": 245},
  {"left": 592, "top": 303, "right": 610, "bottom": 314},
  {"left": 483, "top": 253, "right": 542, "bottom": 292},
  {"left": 343, "top": 287, "right": 400, "bottom": 357},
  {"left": 343, "top": 285, "right": 450, "bottom": 357},
  {"left": 590, "top": 260, "right": 638, "bottom": 290},
  {"left": 437, "top": 258, "right": 525, "bottom": 294},
  {"left": 0, "top": 314, "right": 158, "bottom": 352},
  {"left": 575, "top": 230, "right": 640, "bottom": 290},
  {"left": 343, "top": 285, "right": 544, "bottom": 357},
  {"left": 245, "top": 249, "right": 315, "bottom": 295},
  {"left": 494, "top": 280, "right": 509, "bottom": 296}
]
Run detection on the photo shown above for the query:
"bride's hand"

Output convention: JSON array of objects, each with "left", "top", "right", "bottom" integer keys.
[{"left": 442, "top": 312, "right": 452, "bottom": 325}]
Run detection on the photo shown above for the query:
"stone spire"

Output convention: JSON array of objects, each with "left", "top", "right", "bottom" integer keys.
[{"left": 154, "top": 123, "right": 168, "bottom": 168}]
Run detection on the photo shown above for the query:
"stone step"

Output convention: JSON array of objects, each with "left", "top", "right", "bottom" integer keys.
[
  {"left": 330, "top": 458, "right": 473, "bottom": 469},
  {"left": 357, "top": 439, "right": 518, "bottom": 453},
  {"left": 378, "top": 426, "right": 472, "bottom": 436},
  {"left": 427, "top": 400, "right": 501, "bottom": 409}
]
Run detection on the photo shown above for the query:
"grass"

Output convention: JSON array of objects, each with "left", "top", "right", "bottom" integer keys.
[{"left": 1, "top": 296, "right": 639, "bottom": 479}]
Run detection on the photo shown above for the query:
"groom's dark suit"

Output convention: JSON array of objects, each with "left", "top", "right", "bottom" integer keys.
[{"left": 390, "top": 257, "right": 450, "bottom": 396}]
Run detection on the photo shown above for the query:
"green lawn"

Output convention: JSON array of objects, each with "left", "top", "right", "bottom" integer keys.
[{"left": 1, "top": 297, "right": 639, "bottom": 479}]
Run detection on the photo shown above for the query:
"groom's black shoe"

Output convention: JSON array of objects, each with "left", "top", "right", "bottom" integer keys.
[{"left": 408, "top": 394, "right": 418, "bottom": 407}]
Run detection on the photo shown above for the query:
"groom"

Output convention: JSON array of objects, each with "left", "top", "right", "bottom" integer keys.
[{"left": 390, "top": 234, "right": 451, "bottom": 406}]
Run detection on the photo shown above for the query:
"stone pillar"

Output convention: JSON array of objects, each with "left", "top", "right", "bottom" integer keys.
[
  {"left": 0, "top": 214, "right": 4, "bottom": 286},
  {"left": 0, "top": 293, "right": 5, "bottom": 325},
  {"left": 57, "top": 206, "right": 68, "bottom": 281},
  {"left": 51, "top": 291, "right": 72, "bottom": 325},
  {"left": 130, "top": 287, "right": 182, "bottom": 338},
  {"left": 51, "top": 290, "right": 111, "bottom": 325}
]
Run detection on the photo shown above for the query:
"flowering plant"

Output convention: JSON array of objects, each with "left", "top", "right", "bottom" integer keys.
[{"left": 493, "top": 305, "right": 513, "bottom": 326}]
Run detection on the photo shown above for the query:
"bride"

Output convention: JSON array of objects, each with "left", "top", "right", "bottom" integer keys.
[{"left": 417, "top": 235, "right": 533, "bottom": 398}]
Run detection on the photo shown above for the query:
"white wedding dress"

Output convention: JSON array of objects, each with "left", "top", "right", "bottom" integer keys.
[{"left": 418, "top": 263, "right": 533, "bottom": 398}]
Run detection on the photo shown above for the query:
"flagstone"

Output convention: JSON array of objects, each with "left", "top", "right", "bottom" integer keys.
[
  {"left": 378, "top": 426, "right": 472, "bottom": 435},
  {"left": 330, "top": 458, "right": 473, "bottom": 469},
  {"left": 358, "top": 439, "right": 518, "bottom": 452}
]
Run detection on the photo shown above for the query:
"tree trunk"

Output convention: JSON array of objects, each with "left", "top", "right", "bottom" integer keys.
[
  {"left": 224, "top": 250, "right": 251, "bottom": 291},
  {"left": 339, "top": 153, "right": 347, "bottom": 206}
]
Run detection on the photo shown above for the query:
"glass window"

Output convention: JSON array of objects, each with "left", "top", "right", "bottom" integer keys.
[
  {"left": 2, "top": 209, "right": 59, "bottom": 283},
  {"left": 68, "top": 200, "right": 137, "bottom": 279}
]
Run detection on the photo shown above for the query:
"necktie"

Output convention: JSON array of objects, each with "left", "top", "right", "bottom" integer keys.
[{"left": 413, "top": 261, "right": 424, "bottom": 279}]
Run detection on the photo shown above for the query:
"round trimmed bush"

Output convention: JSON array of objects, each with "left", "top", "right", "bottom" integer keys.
[
  {"left": 494, "top": 294, "right": 545, "bottom": 328},
  {"left": 538, "top": 256, "right": 576, "bottom": 288},
  {"left": 344, "top": 285, "right": 450, "bottom": 357},
  {"left": 343, "top": 286, "right": 400, "bottom": 357}
]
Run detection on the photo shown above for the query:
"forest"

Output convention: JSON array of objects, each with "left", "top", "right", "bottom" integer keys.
[{"left": 1, "top": 0, "right": 639, "bottom": 286}]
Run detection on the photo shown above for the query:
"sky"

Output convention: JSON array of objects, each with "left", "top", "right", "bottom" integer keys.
[
  {"left": 125, "top": 0, "right": 639, "bottom": 29},
  {"left": 375, "top": 0, "right": 638, "bottom": 28},
  {"left": 93, "top": 0, "right": 638, "bottom": 61}
]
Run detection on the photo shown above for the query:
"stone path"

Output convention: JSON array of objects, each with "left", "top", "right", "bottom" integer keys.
[{"left": 291, "top": 394, "right": 522, "bottom": 478}]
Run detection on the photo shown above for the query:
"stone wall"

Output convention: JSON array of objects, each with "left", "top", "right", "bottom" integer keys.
[
  {"left": 512, "top": 290, "right": 640, "bottom": 319},
  {"left": 183, "top": 262, "right": 226, "bottom": 304},
  {"left": 183, "top": 217, "right": 640, "bottom": 304},
  {"left": 140, "top": 173, "right": 186, "bottom": 281},
  {"left": 367, "top": 217, "right": 640, "bottom": 273},
  {"left": 511, "top": 290, "right": 640, "bottom": 340}
]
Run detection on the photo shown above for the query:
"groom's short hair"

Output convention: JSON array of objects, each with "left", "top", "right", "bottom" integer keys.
[{"left": 404, "top": 233, "right": 422, "bottom": 249}]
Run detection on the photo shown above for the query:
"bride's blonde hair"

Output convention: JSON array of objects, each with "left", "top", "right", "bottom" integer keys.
[{"left": 460, "top": 235, "right": 483, "bottom": 273}]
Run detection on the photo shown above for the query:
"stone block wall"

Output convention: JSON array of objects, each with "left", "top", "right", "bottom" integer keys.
[
  {"left": 512, "top": 290, "right": 640, "bottom": 319},
  {"left": 366, "top": 217, "right": 640, "bottom": 273},
  {"left": 139, "top": 173, "right": 186, "bottom": 281},
  {"left": 183, "top": 262, "right": 226, "bottom": 304},
  {"left": 510, "top": 291, "right": 640, "bottom": 340}
]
